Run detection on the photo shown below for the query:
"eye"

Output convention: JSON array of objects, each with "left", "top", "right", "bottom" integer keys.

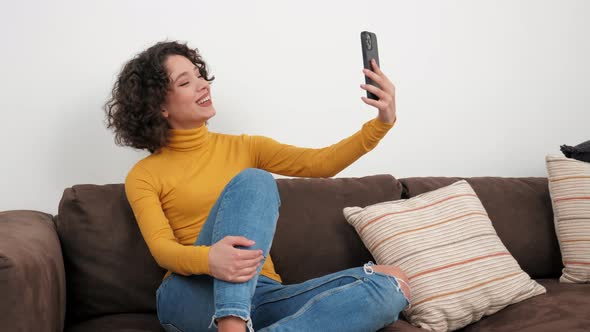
[
  {"left": 180, "top": 82, "right": 189, "bottom": 87},
  {"left": 195, "top": 68, "right": 203, "bottom": 78}
]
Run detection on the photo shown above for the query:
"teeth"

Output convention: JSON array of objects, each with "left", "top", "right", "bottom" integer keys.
[{"left": 197, "top": 95, "right": 210, "bottom": 104}]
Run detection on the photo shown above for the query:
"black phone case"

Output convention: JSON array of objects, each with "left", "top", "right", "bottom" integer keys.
[{"left": 361, "top": 31, "right": 380, "bottom": 100}]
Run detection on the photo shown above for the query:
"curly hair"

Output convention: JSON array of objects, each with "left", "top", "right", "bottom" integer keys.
[{"left": 104, "top": 40, "right": 215, "bottom": 153}]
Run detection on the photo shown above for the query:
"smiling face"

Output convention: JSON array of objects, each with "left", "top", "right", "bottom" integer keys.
[{"left": 161, "top": 55, "right": 216, "bottom": 129}]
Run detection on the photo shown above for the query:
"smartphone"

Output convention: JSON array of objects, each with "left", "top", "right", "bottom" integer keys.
[{"left": 361, "top": 31, "right": 380, "bottom": 100}]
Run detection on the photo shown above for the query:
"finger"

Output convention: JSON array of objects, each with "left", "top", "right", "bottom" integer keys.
[
  {"left": 361, "top": 84, "right": 388, "bottom": 100},
  {"left": 235, "top": 247, "right": 264, "bottom": 259},
  {"left": 363, "top": 68, "right": 385, "bottom": 86},
  {"left": 365, "top": 73, "right": 394, "bottom": 96},
  {"left": 371, "top": 59, "right": 383, "bottom": 75},
  {"left": 237, "top": 256, "right": 264, "bottom": 269},
  {"left": 361, "top": 96, "right": 386, "bottom": 109},
  {"left": 237, "top": 264, "right": 259, "bottom": 278},
  {"left": 371, "top": 59, "right": 393, "bottom": 84},
  {"left": 235, "top": 270, "right": 258, "bottom": 283},
  {"left": 226, "top": 236, "right": 255, "bottom": 247}
]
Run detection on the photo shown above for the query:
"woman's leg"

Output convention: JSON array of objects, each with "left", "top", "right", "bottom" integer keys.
[
  {"left": 251, "top": 264, "right": 410, "bottom": 332},
  {"left": 156, "top": 168, "right": 281, "bottom": 332},
  {"left": 200, "top": 168, "right": 281, "bottom": 329}
]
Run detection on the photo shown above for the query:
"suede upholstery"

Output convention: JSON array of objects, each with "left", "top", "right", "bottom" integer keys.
[
  {"left": 0, "top": 210, "right": 66, "bottom": 332},
  {"left": 1, "top": 175, "right": 588, "bottom": 332},
  {"left": 55, "top": 184, "right": 165, "bottom": 327},
  {"left": 272, "top": 174, "right": 403, "bottom": 284}
]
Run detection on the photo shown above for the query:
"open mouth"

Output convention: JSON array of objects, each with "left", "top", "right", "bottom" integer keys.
[
  {"left": 196, "top": 94, "right": 211, "bottom": 106},
  {"left": 197, "top": 95, "right": 210, "bottom": 104}
]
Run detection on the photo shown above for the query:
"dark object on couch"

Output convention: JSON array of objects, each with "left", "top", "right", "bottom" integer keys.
[
  {"left": 561, "top": 140, "right": 590, "bottom": 162},
  {"left": 1, "top": 175, "right": 589, "bottom": 332}
]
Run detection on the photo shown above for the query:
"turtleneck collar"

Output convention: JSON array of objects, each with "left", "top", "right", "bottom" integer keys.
[{"left": 166, "top": 124, "right": 210, "bottom": 152}]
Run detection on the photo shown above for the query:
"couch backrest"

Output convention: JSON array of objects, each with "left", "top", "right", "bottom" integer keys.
[
  {"left": 56, "top": 184, "right": 166, "bottom": 327},
  {"left": 272, "top": 174, "right": 403, "bottom": 284},
  {"left": 55, "top": 174, "right": 402, "bottom": 324},
  {"left": 399, "top": 177, "right": 563, "bottom": 279}
]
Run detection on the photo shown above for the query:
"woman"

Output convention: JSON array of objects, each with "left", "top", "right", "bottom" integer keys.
[{"left": 105, "top": 40, "right": 410, "bottom": 332}]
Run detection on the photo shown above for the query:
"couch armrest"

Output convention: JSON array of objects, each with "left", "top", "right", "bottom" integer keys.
[{"left": 0, "top": 210, "right": 66, "bottom": 332}]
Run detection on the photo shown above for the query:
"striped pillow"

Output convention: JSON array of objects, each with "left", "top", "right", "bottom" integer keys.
[
  {"left": 545, "top": 154, "right": 590, "bottom": 283},
  {"left": 343, "top": 180, "right": 546, "bottom": 332}
]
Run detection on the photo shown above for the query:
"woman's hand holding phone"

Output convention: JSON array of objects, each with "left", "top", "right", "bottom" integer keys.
[{"left": 361, "top": 58, "right": 397, "bottom": 124}]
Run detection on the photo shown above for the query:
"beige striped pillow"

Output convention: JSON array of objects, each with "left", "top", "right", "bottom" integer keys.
[
  {"left": 343, "top": 180, "right": 546, "bottom": 332},
  {"left": 545, "top": 154, "right": 590, "bottom": 283}
]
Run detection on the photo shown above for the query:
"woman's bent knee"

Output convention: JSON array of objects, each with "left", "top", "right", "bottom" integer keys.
[
  {"left": 235, "top": 168, "right": 274, "bottom": 184},
  {"left": 230, "top": 168, "right": 280, "bottom": 206},
  {"left": 367, "top": 264, "right": 411, "bottom": 304}
]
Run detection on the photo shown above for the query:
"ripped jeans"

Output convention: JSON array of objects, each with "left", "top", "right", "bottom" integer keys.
[{"left": 155, "top": 168, "right": 410, "bottom": 332}]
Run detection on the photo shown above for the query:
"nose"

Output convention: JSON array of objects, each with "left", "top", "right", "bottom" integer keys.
[{"left": 196, "top": 78, "right": 209, "bottom": 91}]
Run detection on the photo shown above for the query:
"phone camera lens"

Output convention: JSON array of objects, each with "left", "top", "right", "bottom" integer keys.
[{"left": 365, "top": 35, "right": 372, "bottom": 50}]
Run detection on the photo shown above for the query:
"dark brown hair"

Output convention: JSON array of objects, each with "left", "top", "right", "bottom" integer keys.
[{"left": 104, "top": 40, "right": 214, "bottom": 153}]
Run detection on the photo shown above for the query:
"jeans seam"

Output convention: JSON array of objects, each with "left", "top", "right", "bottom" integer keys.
[
  {"left": 212, "top": 169, "right": 250, "bottom": 241},
  {"left": 211, "top": 187, "right": 229, "bottom": 242},
  {"left": 252, "top": 274, "right": 362, "bottom": 311},
  {"left": 258, "top": 279, "right": 364, "bottom": 331},
  {"left": 160, "top": 273, "right": 175, "bottom": 289},
  {"left": 156, "top": 274, "right": 175, "bottom": 324},
  {"left": 156, "top": 289, "right": 162, "bottom": 323}
]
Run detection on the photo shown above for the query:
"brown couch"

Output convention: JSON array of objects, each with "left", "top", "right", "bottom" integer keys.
[{"left": 1, "top": 175, "right": 589, "bottom": 332}]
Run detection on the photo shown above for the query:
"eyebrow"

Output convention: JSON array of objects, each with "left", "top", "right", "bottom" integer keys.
[{"left": 172, "top": 66, "right": 200, "bottom": 84}]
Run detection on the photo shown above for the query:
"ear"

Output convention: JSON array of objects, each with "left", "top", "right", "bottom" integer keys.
[{"left": 161, "top": 109, "right": 169, "bottom": 118}]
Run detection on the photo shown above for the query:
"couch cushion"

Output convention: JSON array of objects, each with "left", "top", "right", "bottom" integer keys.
[
  {"left": 460, "top": 279, "right": 590, "bottom": 332},
  {"left": 399, "top": 177, "right": 562, "bottom": 279},
  {"left": 271, "top": 174, "right": 403, "bottom": 284},
  {"left": 56, "top": 184, "right": 166, "bottom": 327},
  {"left": 64, "top": 313, "right": 162, "bottom": 332}
]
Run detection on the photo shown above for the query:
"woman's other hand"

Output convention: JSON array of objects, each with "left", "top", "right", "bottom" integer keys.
[
  {"left": 360, "top": 59, "right": 397, "bottom": 124},
  {"left": 209, "top": 236, "right": 264, "bottom": 282}
]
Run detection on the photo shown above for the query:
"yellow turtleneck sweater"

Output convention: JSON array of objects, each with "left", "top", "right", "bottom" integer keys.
[{"left": 125, "top": 118, "right": 394, "bottom": 283}]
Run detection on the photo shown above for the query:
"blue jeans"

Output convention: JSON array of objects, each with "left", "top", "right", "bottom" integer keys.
[{"left": 156, "top": 168, "right": 409, "bottom": 331}]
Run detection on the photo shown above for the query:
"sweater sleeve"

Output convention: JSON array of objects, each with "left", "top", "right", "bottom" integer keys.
[
  {"left": 250, "top": 118, "right": 395, "bottom": 177},
  {"left": 125, "top": 165, "right": 211, "bottom": 276}
]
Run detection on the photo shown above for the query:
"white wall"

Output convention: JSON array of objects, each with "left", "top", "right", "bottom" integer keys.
[{"left": 1, "top": 0, "right": 588, "bottom": 215}]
